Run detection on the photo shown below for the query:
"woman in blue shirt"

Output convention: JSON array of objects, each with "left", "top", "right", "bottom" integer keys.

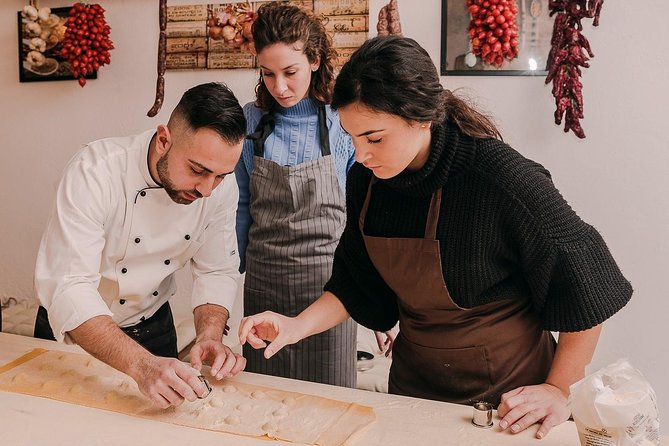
[{"left": 235, "top": 2, "right": 357, "bottom": 386}]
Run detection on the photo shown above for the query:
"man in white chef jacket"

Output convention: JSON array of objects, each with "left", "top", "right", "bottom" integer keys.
[{"left": 34, "top": 82, "right": 247, "bottom": 408}]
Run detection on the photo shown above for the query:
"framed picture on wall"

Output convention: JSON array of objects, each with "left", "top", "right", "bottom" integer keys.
[
  {"left": 17, "top": 6, "right": 97, "bottom": 83},
  {"left": 440, "top": 0, "right": 552, "bottom": 76}
]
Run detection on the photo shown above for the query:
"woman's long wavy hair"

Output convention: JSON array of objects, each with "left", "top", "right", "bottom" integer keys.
[
  {"left": 332, "top": 36, "right": 501, "bottom": 140},
  {"left": 252, "top": 2, "right": 337, "bottom": 111}
]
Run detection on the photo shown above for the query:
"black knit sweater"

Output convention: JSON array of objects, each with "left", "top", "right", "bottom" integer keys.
[{"left": 324, "top": 119, "right": 632, "bottom": 333}]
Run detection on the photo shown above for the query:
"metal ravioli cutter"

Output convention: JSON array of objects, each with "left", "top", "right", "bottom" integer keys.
[
  {"left": 197, "top": 375, "right": 212, "bottom": 399},
  {"left": 472, "top": 401, "right": 493, "bottom": 428}
]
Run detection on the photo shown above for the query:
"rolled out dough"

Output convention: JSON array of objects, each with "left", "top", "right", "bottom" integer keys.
[{"left": 0, "top": 349, "right": 375, "bottom": 445}]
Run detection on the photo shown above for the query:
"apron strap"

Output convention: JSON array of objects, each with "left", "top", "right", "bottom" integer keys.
[
  {"left": 245, "top": 105, "right": 331, "bottom": 158},
  {"left": 424, "top": 189, "right": 442, "bottom": 240},
  {"left": 246, "top": 113, "right": 276, "bottom": 157},
  {"left": 317, "top": 106, "right": 331, "bottom": 156},
  {"left": 358, "top": 176, "right": 376, "bottom": 232}
]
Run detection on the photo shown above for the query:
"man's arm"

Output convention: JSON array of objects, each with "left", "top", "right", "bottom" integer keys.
[
  {"left": 190, "top": 175, "right": 241, "bottom": 315},
  {"left": 34, "top": 152, "right": 114, "bottom": 341},
  {"left": 68, "top": 316, "right": 210, "bottom": 408},
  {"left": 37, "top": 146, "right": 210, "bottom": 408},
  {"left": 188, "top": 303, "right": 245, "bottom": 380},
  {"left": 194, "top": 302, "right": 229, "bottom": 343},
  {"left": 187, "top": 175, "right": 246, "bottom": 379}
]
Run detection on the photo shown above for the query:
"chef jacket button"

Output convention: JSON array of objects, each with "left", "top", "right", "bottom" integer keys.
[
  {"left": 119, "top": 299, "right": 126, "bottom": 305},
  {"left": 121, "top": 267, "right": 128, "bottom": 274},
  {"left": 185, "top": 234, "right": 191, "bottom": 240},
  {"left": 140, "top": 191, "right": 146, "bottom": 197},
  {"left": 164, "top": 259, "right": 171, "bottom": 265},
  {"left": 134, "top": 237, "right": 141, "bottom": 244},
  {"left": 153, "top": 291, "right": 159, "bottom": 296}
]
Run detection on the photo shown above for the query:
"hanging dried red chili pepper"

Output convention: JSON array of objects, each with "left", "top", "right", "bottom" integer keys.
[
  {"left": 546, "top": 0, "right": 603, "bottom": 138},
  {"left": 467, "top": 0, "right": 519, "bottom": 68}
]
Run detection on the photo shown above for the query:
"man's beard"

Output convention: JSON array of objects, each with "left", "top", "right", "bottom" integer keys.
[{"left": 156, "top": 151, "right": 202, "bottom": 205}]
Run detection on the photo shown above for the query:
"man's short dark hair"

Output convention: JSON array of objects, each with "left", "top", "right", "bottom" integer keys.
[{"left": 172, "top": 82, "right": 246, "bottom": 145}]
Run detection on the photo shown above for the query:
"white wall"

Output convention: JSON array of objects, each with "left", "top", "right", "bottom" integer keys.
[{"left": 1, "top": 0, "right": 667, "bottom": 429}]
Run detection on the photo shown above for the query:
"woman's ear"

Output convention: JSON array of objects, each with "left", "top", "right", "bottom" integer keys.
[{"left": 311, "top": 55, "right": 321, "bottom": 72}]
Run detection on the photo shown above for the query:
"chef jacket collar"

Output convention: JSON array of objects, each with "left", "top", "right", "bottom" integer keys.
[{"left": 140, "top": 130, "right": 161, "bottom": 188}]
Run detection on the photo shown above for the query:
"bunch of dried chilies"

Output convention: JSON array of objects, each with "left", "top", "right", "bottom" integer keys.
[{"left": 545, "top": 0, "right": 603, "bottom": 138}]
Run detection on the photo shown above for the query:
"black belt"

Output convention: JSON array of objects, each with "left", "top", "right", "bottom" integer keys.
[{"left": 34, "top": 302, "right": 178, "bottom": 358}]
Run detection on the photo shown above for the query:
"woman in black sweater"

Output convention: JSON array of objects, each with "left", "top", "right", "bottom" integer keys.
[{"left": 239, "top": 36, "right": 632, "bottom": 439}]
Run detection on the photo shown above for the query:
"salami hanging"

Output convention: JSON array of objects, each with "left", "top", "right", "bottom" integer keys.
[{"left": 147, "top": 0, "right": 167, "bottom": 118}]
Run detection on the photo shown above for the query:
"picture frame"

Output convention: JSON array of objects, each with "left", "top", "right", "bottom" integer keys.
[
  {"left": 440, "top": 0, "right": 552, "bottom": 76},
  {"left": 18, "top": 6, "right": 97, "bottom": 83}
]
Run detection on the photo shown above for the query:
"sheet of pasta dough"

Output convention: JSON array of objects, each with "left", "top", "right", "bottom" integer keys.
[{"left": 0, "top": 349, "right": 375, "bottom": 445}]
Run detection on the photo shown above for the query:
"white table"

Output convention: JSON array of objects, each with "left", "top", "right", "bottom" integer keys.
[{"left": 0, "top": 332, "right": 658, "bottom": 446}]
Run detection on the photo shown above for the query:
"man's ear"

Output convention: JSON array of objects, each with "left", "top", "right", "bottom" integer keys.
[{"left": 155, "top": 124, "right": 172, "bottom": 156}]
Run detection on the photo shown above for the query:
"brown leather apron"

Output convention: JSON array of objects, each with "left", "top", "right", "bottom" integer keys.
[{"left": 359, "top": 177, "right": 555, "bottom": 406}]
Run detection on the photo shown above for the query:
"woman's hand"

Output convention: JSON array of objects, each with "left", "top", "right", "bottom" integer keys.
[
  {"left": 498, "top": 325, "right": 602, "bottom": 438},
  {"left": 238, "top": 311, "right": 302, "bottom": 359},
  {"left": 374, "top": 324, "right": 399, "bottom": 357},
  {"left": 239, "top": 293, "right": 350, "bottom": 360},
  {"left": 496, "top": 383, "right": 571, "bottom": 439}
]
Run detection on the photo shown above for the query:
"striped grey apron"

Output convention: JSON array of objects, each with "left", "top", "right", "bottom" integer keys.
[{"left": 243, "top": 106, "right": 356, "bottom": 387}]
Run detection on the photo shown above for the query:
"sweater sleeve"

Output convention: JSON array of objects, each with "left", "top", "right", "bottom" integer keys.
[
  {"left": 327, "top": 106, "right": 356, "bottom": 191},
  {"left": 324, "top": 164, "right": 399, "bottom": 331},
  {"left": 487, "top": 146, "right": 633, "bottom": 332},
  {"left": 235, "top": 103, "right": 258, "bottom": 273},
  {"left": 234, "top": 155, "right": 251, "bottom": 273}
]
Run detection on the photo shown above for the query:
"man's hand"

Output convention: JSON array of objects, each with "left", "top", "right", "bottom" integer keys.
[
  {"left": 497, "top": 383, "right": 570, "bottom": 439},
  {"left": 130, "top": 355, "right": 211, "bottom": 408},
  {"left": 68, "top": 315, "right": 211, "bottom": 409},
  {"left": 189, "top": 339, "right": 246, "bottom": 380},
  {"left": 191, "top": 303, "right": 245, "bottom": 380}
]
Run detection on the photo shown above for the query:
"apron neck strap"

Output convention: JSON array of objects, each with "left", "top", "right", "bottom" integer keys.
[
  {"left": 246, "top": 105, "right": 331, "bottom": 158},
  {"left": 424, "top": 189, "right": 441, "bottom": 239},
  {"left": 317, "top": 105, "right": 331, "bottom": 156},
  {"left": 246, "top": 113, "right": 276, "bottom": 157},
  {"left": 359, "top": 176, "right": 442, "bottom": 240},
  {"left": 358, "top": 176, "right": 376, "bottom": 232}
]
